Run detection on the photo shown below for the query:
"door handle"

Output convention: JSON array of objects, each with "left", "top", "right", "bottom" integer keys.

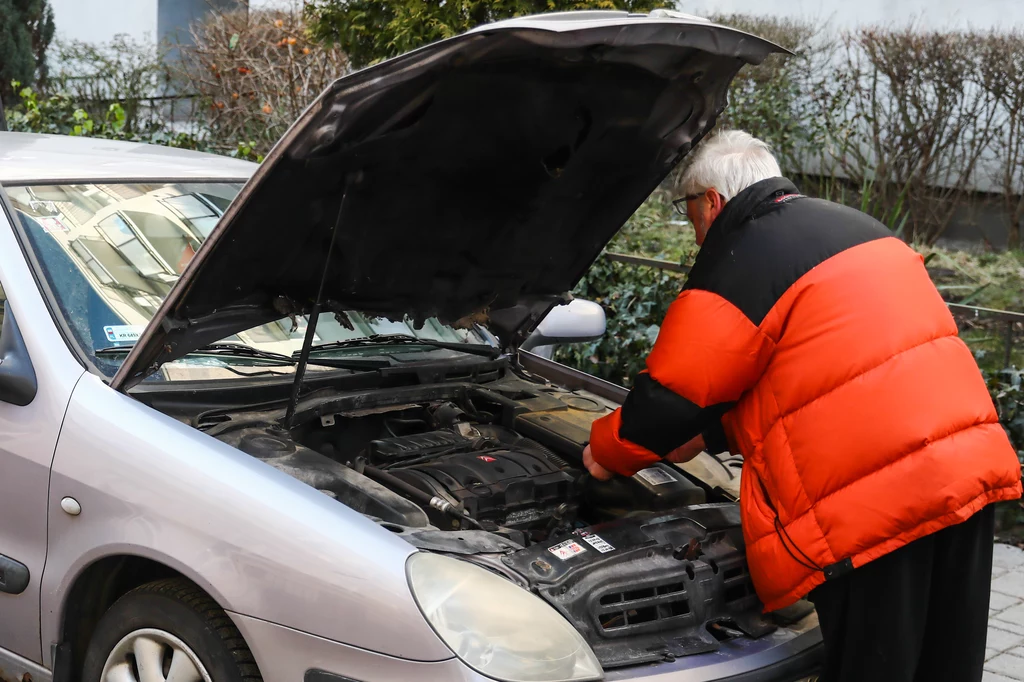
[{"left": 0, "top": 554, "right": 29, "bottom": 594}]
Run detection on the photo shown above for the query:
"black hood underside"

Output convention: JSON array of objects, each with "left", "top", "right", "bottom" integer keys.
[{"left": 113, "top": 16, "right": 784, "bottom": 389}]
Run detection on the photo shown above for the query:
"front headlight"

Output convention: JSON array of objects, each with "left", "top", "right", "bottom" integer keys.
[{"left": 406, "top": 552, "right": 603, "bottom": 682}]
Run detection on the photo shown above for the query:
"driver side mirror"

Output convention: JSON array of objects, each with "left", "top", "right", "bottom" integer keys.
[
  {"left": 521, "top": 299, "right": 606, "bottom": 357},
  {"left": 0, "top": 301, "right": 37, "bottom": 406}
]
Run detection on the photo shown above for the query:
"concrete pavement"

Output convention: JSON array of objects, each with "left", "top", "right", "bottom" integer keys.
[{"left": 986, "top": 544, "right": 1024, "bottom": 681}]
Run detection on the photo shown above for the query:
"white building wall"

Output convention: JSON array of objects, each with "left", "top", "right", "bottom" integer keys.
[
  {"left": 49, "top": 0, "right": 1024, "bottom": 47},
  {"left": 49, "top": 0, "right": 158, "bottom": 45},
  {"left": 48, "top": 0, "right": 293, "bottom": 46},
  {"left": 684, "top": 0, "right": 1024, "bottom": 30}
]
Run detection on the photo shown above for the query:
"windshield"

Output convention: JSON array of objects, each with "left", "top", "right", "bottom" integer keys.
[{"left": 7, "top": 181, "right": 489, "bottom": 382}]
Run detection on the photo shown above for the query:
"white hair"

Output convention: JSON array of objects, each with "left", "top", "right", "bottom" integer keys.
[{"left": 680, "top": 130, "right": 783, "bottom": 202}]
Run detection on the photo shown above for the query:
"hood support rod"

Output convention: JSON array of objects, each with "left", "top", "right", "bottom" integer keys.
[{"left": 285, "top": 176, "right": 352, "bottom": 428}]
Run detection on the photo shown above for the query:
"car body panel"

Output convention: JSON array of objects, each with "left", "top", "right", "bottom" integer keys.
[
  {"left": 228, "top": 613, "right": 480, "bottom": 682},
  {"left": 0, "top": 132, "right": 257, "bottom": 185},
  {"left": 464, "top": 9, "right": 717, "bottom": 32},
  {"left": 0, "top": 201, "right": 86, "bottom": 663},
  {"left": 41, "top": 371, "right": 453, "bottom": 662},
  {"left": 111, "top": 14, "right": 785, "bottom": 390},
  {"left": 0, "top": 646, "right": 52, "bottom": 682}
]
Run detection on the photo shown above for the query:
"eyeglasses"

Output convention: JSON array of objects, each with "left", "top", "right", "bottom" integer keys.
[{"left": 672, "top": 193, "right": 703, "bottom": 216}]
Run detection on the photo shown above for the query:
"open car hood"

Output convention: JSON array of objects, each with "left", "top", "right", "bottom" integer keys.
[{"left": 112, "top": 10, "right": 785, "bottom": 390}]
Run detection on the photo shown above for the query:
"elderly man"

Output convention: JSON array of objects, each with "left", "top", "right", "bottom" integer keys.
[{"left": 582, "top": 130, "right": 1022, "bottom": 681}]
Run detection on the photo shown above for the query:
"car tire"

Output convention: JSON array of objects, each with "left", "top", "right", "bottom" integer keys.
[{"left": 82, "top": 577, "right": 262, "bottom": 682}]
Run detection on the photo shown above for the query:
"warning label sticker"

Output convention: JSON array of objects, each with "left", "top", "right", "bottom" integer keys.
[
  {"left": 548, "top": 539, "right": 587, "bottom": 561},
  {"left": 581, "top": 534, "right": 615, "bottom": 553},
  {"left": 635, "top": 467, "right": 675, "bottom": 486}
]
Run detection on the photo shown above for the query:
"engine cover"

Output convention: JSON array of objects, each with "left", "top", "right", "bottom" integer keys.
[{"left": 389, "top": 449, "right": 576, "bottom": 531}]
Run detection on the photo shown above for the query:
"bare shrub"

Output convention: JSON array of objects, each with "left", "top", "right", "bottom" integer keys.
[
  {"left": 810, "top": 28, "right": 1003, "bottom": 242},
  {"left": 705, "top": 14, "right": 830, "bottom": 177},
  {"left": 980, "top": 30, "right": 1024, "bottom": 249},
  {"left": 176, "top": 3, "right": 349, "bottom": 155}
]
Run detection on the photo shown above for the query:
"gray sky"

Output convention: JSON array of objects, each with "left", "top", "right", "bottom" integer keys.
[
  {"left": 46, "top": 0, "right": 1024, "bottom": 57},
  {"left": 48, "top": 0, "right": 298, "bottom": 45},
  {"left": 683, "top": 0, "right": 1024, "bottom": 30}
]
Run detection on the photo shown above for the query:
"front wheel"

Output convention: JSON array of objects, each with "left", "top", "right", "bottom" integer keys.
[{"left": 82, "top": 578, "right": 262, "bottom": 682}]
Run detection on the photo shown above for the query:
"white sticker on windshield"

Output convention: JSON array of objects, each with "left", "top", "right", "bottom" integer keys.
[
  {"left": 581, "top": 534, "right": 615, "bottom": 553},
  {"left": 635, "top": 467, "right": 675, "bottom": 486},
  {"left": 548, "top": 539, "right": 587, "bottom": 561},
  {"left": 103, "top": 325, "right": 145, "bottom": 343},
  {"left": 39, "top": 216, "right": 69, "bottom": 234}
]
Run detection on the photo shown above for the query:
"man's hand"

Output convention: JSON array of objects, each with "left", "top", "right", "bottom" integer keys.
[
  {"left": 664, "top": 434, "right": 706, "bottom": 464},
  {"left": 582, "top": 444, "right": 614, "bottom": 480}
]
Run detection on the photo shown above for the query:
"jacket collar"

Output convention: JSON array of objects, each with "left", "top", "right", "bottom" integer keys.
[{"left": 706, "top": 177, "right": 800, "bottom": 238}]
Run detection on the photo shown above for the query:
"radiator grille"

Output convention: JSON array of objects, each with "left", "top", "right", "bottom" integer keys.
[
  {"left": 596, "top": 579, "right": 692, "bottom": 632},
  {"left": 594, "top": 557, "right": 757, "bottom": 635}
]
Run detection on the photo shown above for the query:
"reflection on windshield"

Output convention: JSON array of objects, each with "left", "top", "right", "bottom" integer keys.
[{"left": 7, "top": 182, "right": 487, "bottom": 381}]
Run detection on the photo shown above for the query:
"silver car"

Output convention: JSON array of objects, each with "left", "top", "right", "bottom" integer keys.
[{"left": 0, "top": 10, "right": 821, "bottom": 682}]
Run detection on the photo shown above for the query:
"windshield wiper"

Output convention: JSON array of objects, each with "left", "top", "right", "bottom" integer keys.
[
  {"left": 96, "top": 342, "right": 389, "bottom": 370},
  {"left": 297, "top": 333, "right": 501, "bottom": 359},
  {"left": 98, "top": 342, "right": 293, "bottom": 362}
]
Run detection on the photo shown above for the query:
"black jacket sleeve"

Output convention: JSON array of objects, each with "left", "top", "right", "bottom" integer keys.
[{"left": 702, "top": 418, "right": 730, "bottom": 455}]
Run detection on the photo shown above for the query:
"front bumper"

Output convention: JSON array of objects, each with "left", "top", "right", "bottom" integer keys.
[
  {"left": 230, "top": 609, "right": 821, "bottom": 682},
  {"left": 605, "top": 622, "right": 822, "bottom": 682}
]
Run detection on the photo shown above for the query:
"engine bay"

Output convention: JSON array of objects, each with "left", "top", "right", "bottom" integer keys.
[{"left": 194, "top": 373, "right": 785, "bottom": 668}]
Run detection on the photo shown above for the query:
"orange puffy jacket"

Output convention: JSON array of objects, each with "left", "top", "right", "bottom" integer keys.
[{"left": 589, "top": 177, "right": 1022, "bottom": 612}]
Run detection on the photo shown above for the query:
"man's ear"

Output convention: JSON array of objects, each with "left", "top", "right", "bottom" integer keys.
[
  {"left": 706, "top": 188, "right": 724, "bottom": 209},
  {"left": 706, "top": 188, "right": 725, "bottom": 222}
]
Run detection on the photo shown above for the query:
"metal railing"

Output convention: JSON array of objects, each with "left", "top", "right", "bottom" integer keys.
[
  {"left": 947, "top": 304, "right": 1024, "bottom": 367},
  {"left": 605, "top": 251, "right": 691, "bottom": 274},
  {"left": 602, "top": 252, "right": 1024, "bottom": 366}
]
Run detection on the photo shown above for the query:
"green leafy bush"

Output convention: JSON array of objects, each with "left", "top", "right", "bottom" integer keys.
[
  {"left": 605, "top": 190, "right": 697, "bottom": 262},
  {"left": 553, "top": 191, "right": 688, "bottom": 386},
  {"left": 3, "top": 81, "right": 145, "bottom": 140},
  {"left": 555, "top": 256, "right": 681, "bottom": 386},
  {"left": 305, "top": 0, "right": 663, "bottom": 69},
  {"left": 984, "top": 367, "right": 1024, "bottom": 535},
  {"left": 988, "top": 368, "right": 1024, "bottom": 453},
  {"left": 3, "top": 82, "right": 265, "bottom": 163},
  {"left": 4, "top": 82, "right": 92, "bottom": 135}
]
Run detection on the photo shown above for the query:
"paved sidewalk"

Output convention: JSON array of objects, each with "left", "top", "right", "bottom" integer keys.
[{"left": 986, "top": 544, "right": 1024, "bottom": 681}]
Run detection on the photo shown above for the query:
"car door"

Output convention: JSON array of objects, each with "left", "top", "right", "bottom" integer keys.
[{"left": 0, "top": 205, "right": 86, "bottom": 665}]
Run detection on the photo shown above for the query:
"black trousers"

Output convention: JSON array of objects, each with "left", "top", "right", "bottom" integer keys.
[{"left": 808, "top": 504, "right": 995, "bottom": 682}]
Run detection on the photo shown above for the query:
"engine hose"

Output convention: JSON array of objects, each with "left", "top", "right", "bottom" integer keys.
[
  {"left": 383, "top": 417, "right": 429, "bottom": 437},
  {"left": 363, "top": 465, "right": 484, "bottom": 529}
]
